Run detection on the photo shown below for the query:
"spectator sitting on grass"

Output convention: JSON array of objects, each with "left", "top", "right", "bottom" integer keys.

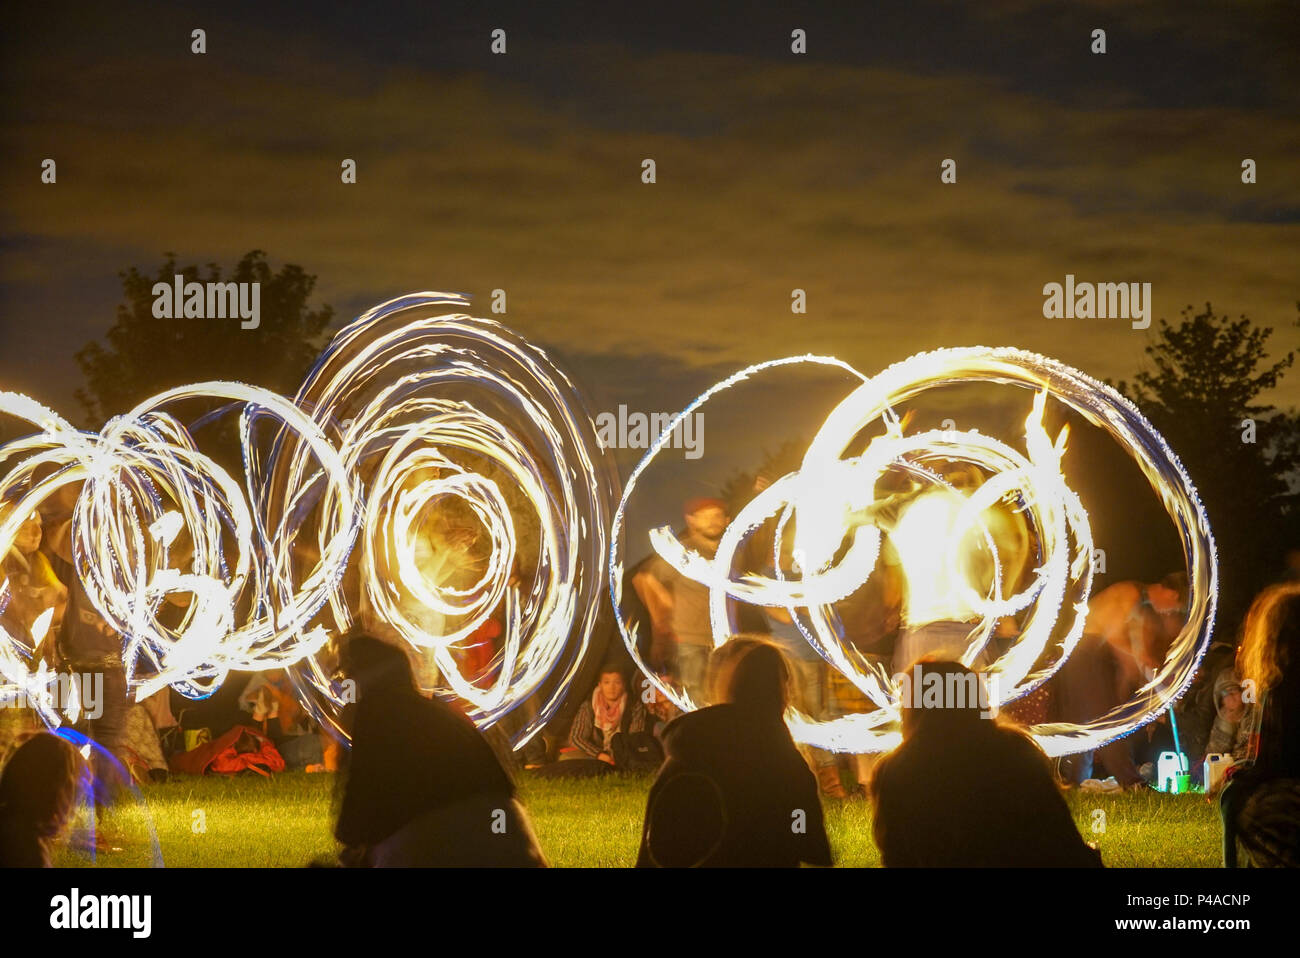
[
  {"left": 0, "top": 732, "right": 83, "bottom": 867},
  {"left": 1202, "top": 666, "right": 1256, "bottom": 780},
  {"left": 636, "top": 635, "right": 833, "bottom": 867},
  {"left": 870, "top": 659, "right": 1103, "bottom": 867},
  {"left": 333, "top": 633, "right": 546, "bottom": 867},
  {"left": 567, "top": 664, "right": 648, "bottom": 767},
  {"left": 1221, "top": 583, "right": 1300, "bottom": 868},
  {"left": 644, "top": 683, "right": 682, "bottom": 739}
]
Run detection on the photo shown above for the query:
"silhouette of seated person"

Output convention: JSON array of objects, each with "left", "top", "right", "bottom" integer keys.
[
  {"left": 0, "top": 732, "right": 83, "bottom": 867},
  {"left": 333, "top": 633, "right": 545, "bottom": 867},
  {"left": 636, "top": 635, "right": 833, "bottom": 867},
  {"left": 870, "top": 659, "right": 1103, "bottom": 867}
]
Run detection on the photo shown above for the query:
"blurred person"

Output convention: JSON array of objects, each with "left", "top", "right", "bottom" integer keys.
[
  {"left": 821, "top": 551, "right": 907, "bottom": 798},
  {"left": 1171, "top": 636, "right": 1240, "bottom": 785},
  {"left": 0, "top": 732, "right": 84, "bottom": 867},
  {"left": 636, "top": 635, "right": 832, "bottom": 867},
  {"left": 762, "top": 610, "right": 839, "bottom": 793},
  {"left": 852, "top": 464, "right": 1026, "bottom": 674},
  {"left": 644, "top": 683, "right": 681, "bottom": 739},
  {"left": 1, "top": 503, "right": 67, "bottom": 651},
  {"left": 870, "top": 659, "right": 1102, "bottom": 867},
  {"left": 750, "top": 523, "right": 843, "bottom": 797},
  {"left": 333, "top": 633, "right": 545, "bottom": 867},
  {"left": 632, "top": 497, "right": 730, "bottom": 704},
  {"left": 41, "top": 482, "right": 130, "bottom": 803},
  {"left": 492, "top": 561, "right": 560, "bottom": 771},
  {"left": 240, "top": 669, "right": 326, "bottom": 770},
  {"left": 1202, "top": 667, "right": 1256, "bottom": 773},
  {"left": 1221, "top": 583, "right": 1300, "bottom": 867},
  {"left": 1054, "top": 573, "right": 1188, "bottom": 788},
  {"left": 0, "top": 503, "right": 68, "bottom": 758}
]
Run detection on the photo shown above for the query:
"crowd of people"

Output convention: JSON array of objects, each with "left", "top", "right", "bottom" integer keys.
[{"left": 1, "top": 487, "right": 1299, "bottom": 868}]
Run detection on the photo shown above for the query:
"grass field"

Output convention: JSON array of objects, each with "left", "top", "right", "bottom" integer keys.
[{"left": 63, "top": 771, "right": 1224, "bottom": 867}]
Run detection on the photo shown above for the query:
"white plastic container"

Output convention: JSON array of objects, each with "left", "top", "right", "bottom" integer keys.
[
  {"left": 1204, "top": 752, "right": 1233, "bottom": 792},
  {"left": 1156, "top": 750, "right": 1190, "bottom": 793}
]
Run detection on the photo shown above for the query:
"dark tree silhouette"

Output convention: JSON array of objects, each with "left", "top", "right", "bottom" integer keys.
[
  {"left": 75, "top": 251, "right": 334, "bottom": 425},
  {"left": 1115, "top": 302, "right": 1300, "bottom": 628}
]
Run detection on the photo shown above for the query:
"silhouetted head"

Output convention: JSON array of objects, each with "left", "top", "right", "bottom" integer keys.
[
  {"left": 706, "top": 635, "right": 761, "bottom": 706},
  {"left": 336, "top": 632, "right": 418, "bottom": 703},
  {"left": 898, "top": 659, "right": 991, "bottom": 740},
  {"left": 710, "top": 635, "right": 792, "bottom": 720},
  {"left": 869, "top": 659, "right": 1093, "bottom": 867},
  {"left": 0, "top": 732, "right": 83, "bottom": 838}
]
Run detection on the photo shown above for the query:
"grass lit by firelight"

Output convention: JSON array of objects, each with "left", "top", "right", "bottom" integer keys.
[{"left": 60, "top": 770, "right": 1222, "bottom": 868}]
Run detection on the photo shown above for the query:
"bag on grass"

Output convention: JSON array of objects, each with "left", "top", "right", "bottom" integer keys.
[{"left": 169, "top": 724, "right": 285, "bottom": 777}]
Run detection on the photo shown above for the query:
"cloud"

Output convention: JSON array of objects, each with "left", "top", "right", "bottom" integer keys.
[{"left": 0, "top": 2, "right": 1297, "bottom": 426}]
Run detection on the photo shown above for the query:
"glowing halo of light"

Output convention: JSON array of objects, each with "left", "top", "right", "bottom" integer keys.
[
  {"left": 643, "top": 388, "right": 1090, "bottom": 750},
  {"left": 278, "top": 292, "right": 618, "bottom": 749},
  {"left": 2, "top": 294, "right": 615, "bottom": 755},
  {"left": 610, "top": 347, "right": 1216, "bottom": 756},
  {"left": 0, "top": 383, "right": 361, "bottom": 721},
  {"left": 608, "top": 355, "right": 869, "bottom": 711},
  {"left": 0, "top": 394, "right": 96, "bottom": 726}
]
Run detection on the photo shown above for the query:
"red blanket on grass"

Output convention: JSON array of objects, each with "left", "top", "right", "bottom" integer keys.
[{"left": 169, "top": 724, "right": 286, "bottom": 777}]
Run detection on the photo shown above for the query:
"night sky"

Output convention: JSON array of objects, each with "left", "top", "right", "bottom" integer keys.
[{"left": 1, "top": 0, "right": 1297, "bottom": 526}]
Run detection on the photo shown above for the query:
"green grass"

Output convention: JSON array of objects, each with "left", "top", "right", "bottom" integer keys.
[{"left": 63, "top": 771, "right": 1224, "bottom": 867}]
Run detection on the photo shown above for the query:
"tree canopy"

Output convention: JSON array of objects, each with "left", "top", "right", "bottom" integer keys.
[{"left": 75, "top": 250, "right": 334, "bottom": 425}]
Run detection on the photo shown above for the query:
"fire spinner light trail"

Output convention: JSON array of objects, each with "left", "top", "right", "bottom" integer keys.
[
  {"left": 0, "top": 293, "right": 617, "bottom": 749},
  {"left": 279, "top": 293, "right": 617, "bottom": 748},
  {"left": 610, "top": 347, "right": 1217, "bottom": 756},
  {"left": 0, "top": 383, "right": 358, "bottom": 727}
]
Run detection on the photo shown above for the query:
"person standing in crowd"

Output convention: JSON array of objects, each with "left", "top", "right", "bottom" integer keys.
[
  {"left": 744, "top": 518, "right": 843, "bottom": 797},
  {"left": 637, "top": 635, "right": 832, "bottom": 868},
  {"left": 333, "top": 633, "right": 545, "bottom": 867},
  {"left": 0, "top": 502, "right": 68, "bottom": 759},
  {"left": 0, "top": 732, "right": 84, "bottom": 867},
  {"left": 1221, "top": 582, "right": 1300, "bottom": 867},
  {"left": 762, "top": 604, "right": 843, "bottom": 797},
  {"left": 871, "top": 659, "right": 1102, "bottom": 867},
  {"left": 632, "top": 497, "right": 730, "bottom": 705},
  {"left": 1054, "top": 573, "right": 1188, "bottom": 788},
  {"left": 40, "top": 483, "right": 130, "bottom": 805},
  {"left": 822, "top": 544, "right": 907, "bottom": 798},
  {"left": 0, "top": 503, "right": 67, "bottom": 651}
]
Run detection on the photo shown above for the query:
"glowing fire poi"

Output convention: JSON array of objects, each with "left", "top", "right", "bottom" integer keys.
[
  {"left": 611, "top": 347, "right": 1217, "bottom": 756},
  {"left": 280, "top": 293, "right": 617, "bottom": 747},
  {"left": 0, "top": 293, "right": 617, "bottom": 749},
  {"left": 0, "top": 384, "right": 358, "bottom": 728}
]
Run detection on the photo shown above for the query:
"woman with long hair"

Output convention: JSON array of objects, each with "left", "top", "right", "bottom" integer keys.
[
  {"left": 636, "top": 635, "right": 833, "bottom": 867},
  {"left": 870, "top": 659, "right": 1102, "bottom": 867},
  {"left": 1221, "top": 582, "right": 1300, "bottom": 867}
]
